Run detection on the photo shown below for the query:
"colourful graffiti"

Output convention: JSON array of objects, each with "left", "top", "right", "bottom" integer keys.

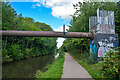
[
  {"left": 98, "top": 51, "right": 103, "bottom": 57},
  {"left": 97, "top": 36, "right": 118, "bottom": 57},
  {"left": 90, "top": 44, "right": 93, "bottom": 54},
  {"left": 90, "top": 34, "right": 118, "bottom": 58},
  {"left": 93, "top": 44, "right": 97, "bottom": 55},
  {"left": 90, "top": 40, "right": 97, "bottom": 55}
]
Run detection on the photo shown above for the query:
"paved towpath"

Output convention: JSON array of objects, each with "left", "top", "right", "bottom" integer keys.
[{"left": 62, "top": 52, "right": 92, "bottom": 78}]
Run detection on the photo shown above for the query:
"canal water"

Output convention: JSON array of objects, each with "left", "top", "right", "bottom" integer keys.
[{"left": 2, "top": 55, "right": 55, "bottom": 78}]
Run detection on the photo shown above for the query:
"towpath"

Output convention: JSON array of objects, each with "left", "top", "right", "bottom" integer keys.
[{"left": 62, "top": 52, "right": 92, "bottom": 78}]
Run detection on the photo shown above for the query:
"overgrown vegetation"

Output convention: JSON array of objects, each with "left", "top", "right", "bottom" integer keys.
[
  {"left": 2, "top": 2, "right": 57, "bottom": 63},
  {"left": 59, "top": 1, "right": 120, "bottom": 79},
  {"left": 100, "top": 49, "right": 120, "bottom": 78},
  {"left": 60, "top": 1, "right": 120, "bottom": 55},
  {"left": 35, "top": 53, "right": 65, "bottom": 79},
  {"left": 69, "top": 53, "right": 103, "bottom": 78},
  {"left": 70, "top": 49, "right": 120, "bottom": 79}
]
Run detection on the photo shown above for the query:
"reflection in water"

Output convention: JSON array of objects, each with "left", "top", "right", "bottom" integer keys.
[
  {"left": 55, "top": 53, "right": 59, "bottom": 59},
  {"left": 2, "top": 55, "right": 54, "bottom": 78}
]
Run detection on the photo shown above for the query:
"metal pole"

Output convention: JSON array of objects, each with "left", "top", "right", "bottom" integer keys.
[
  {"left": 2, "top": 30, "right": 94, "bottom": 39},
  {"left": 63, "top": 24, "right": 65, "bottom": 38}
]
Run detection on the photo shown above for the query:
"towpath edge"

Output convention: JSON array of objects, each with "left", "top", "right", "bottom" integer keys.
[{"left": 62, "top": 52, "right": 92, "bottom": 78}]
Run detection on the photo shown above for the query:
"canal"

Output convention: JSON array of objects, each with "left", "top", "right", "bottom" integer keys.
[{"left": 2, "top": 54, "right": 55, "bottom": 78}]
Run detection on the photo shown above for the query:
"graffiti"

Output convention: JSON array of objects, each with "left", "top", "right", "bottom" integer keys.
[
  {"left": 90, "top": 40, "right": 97, "bottom": 55},
  {"left": 98, "top": 36, "right": 117, "bottom": 57},
  {"left": 98, "top": 51, "right": 103, "bottom": 57},
  {"left": 90, "top": 44, "right": 93, "bottom": 54},
  {"left": 90, "top": 34, "right": 118, "bottom": 58},
  {"left": 113, "top": 37, "right": 119, "bottom": 49},
  {"left": 114, "top": 42, "right": 119, "bottom": 49},
  {"left": 93, "top": 44, "right": 97, "bottom": 55}
]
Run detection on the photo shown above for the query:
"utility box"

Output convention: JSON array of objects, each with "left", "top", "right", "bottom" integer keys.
[{"left": 89, "top": 8, "right": 119, "bottom": 58}]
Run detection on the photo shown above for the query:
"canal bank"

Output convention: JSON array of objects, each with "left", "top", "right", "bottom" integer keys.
[
  {"left": 2, "top": 54, "right": 55, "bottom": 78},
  {"left": 35, "top": 53, "right": 65, "bottom": 79}
]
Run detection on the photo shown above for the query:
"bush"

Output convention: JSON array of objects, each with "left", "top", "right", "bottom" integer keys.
[
  {"left": 23, "top": 48, "right": 31, "bottom": 58},
  {"left": 100, "top": 49, "right": 120, "bottom": 79},
  {"left": 8, "top": 44, "right": 23, "bottom": 61},
  {"left": 2, "top": 49, "right": 13, "bottom": 63},
  {"left": 88, "top": 53, "right": 98, "bottom": 64}
]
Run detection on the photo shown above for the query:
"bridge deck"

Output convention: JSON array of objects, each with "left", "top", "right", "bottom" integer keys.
[{"left": 62, "top": 53, "right": 92, "bottom": 78}]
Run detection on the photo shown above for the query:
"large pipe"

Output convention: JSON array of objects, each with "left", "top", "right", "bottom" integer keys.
[{"left": 2, "top": 30, "right": 94, "bottom": 39}]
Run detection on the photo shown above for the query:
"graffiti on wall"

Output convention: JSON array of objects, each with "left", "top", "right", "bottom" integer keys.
[
  {"left": 90, "top": 34, "right": 118, "bottom": 58},
  {"left": 90, "top": 40, "right": 97, "bottom": 55},
  {"left": 98, "top": 36, "right": 118, "bottom": 57}
]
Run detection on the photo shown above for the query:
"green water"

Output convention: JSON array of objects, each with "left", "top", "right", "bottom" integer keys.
[{"left": 2, "top": 55, "right": 54, "bottom": 78}]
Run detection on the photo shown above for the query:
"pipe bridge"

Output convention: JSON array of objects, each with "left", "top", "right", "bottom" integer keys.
[{"left": 2, "top": 30, "right": 94, "bottom": 39}]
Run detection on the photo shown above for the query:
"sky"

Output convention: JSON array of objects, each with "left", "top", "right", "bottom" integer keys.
[
  {"left": 9, "top": 0, "right": 82, "bottom": 48},
  {"left": 7, "top": 0, "right": 83, "bottom": 48},
  {"left": 5, "top": 0, "right": 119, "bottom": 48}
]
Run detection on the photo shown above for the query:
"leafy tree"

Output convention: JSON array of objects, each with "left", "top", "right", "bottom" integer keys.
[
  {"left": 60, "top": 1, "right": 120, "bottom": 55},
  {"left": 59, "top": 1, "right": 120, "bottom": 78},
  {"left": 2, "top": 2, "right": 57, "bottom": 63}
]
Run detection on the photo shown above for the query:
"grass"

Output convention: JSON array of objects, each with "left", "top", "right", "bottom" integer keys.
[
  {"left": 70, "top": 53, "right": 103, "bottom": 79},
  {"left": 35, "top": 53, "right": 65, "bottom": 79}
]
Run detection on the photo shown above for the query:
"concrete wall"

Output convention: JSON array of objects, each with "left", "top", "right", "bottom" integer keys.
[{"left": 90, "top": 34, "right": 119, "bottom": 57}]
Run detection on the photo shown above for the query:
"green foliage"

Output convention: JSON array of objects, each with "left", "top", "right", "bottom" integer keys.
[
  {"left": 70, "top": 52, "right": 103, "bottom": 79},
  {"left": 60, "top": 1, "right": 120, "bottom": 62},
  {"left": 88, "top": 54, "right": 98, "bottom": 64},
  {"left": 8, "top": 44, "right": 23, "bottom": 61},
  {"left": 23, "top": 48, "right": 32, "bottom": 59},
  {"left": 60, "top": 2, "right": 100, "bottom": 56},
  {"left": 59, "top": 1, "right": 120, "bottom": 79},
  {"left": 2, "top": 2, "right": 57, "bottom": 63},
  {"left": 35, "top": 53, "right": 65, "bottom": 79},
  {"left": 70, "top": 49, "right": 120, "bottom": 79},
  {"left": 2, "top": 49, "right": 13, "bottom": 62},
  {"left": 100, "top": 49, "right": 120, "bottom": 78},
  {"left": 115, "top": 2, "right": 120, "bottom": 45}
]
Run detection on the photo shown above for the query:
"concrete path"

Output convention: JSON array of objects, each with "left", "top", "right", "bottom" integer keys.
[{"left": 62, "top": 53, "right": 92, "bottom": 78}]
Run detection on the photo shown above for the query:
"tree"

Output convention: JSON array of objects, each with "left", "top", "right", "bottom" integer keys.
[{"left": 2, "top": 2, "right": 57, "bottom": 63}]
